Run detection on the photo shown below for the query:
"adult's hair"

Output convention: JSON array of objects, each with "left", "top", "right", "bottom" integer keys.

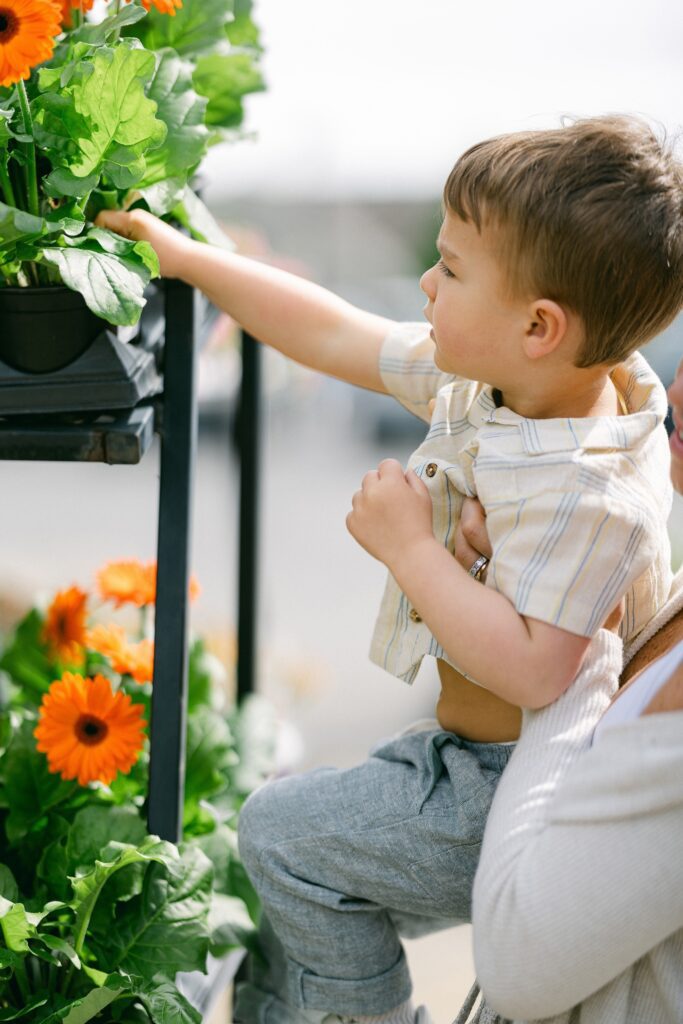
[{"left": 444, "top": 115, "right": 683, "bottom": 367}]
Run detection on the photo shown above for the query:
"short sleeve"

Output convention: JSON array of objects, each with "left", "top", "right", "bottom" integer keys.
[
  {"left": 485, "top": 488, "right": 659, "bottom": 637},
  {"left": 379, "top": 322, "right": 454, "bottom": 423}
]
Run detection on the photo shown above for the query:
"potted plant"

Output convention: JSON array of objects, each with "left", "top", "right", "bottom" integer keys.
[
  {"left": 0, "top": 0, "right": 264, "bottom": 374},
  {"left": 0, "top": 559, "right": 276, "bottom": 1021}
]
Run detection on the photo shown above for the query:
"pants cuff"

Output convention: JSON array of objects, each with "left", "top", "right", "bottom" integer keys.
[{"left": 288, "top": 947, "right": 412, "bottom": 1016}]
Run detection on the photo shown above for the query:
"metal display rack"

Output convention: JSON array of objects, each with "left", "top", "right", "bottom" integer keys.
[{"left": 0, "top": 279, "right": 261, "bottom": 1016}]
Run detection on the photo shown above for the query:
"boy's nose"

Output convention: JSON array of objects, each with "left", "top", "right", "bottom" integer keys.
[{"left": 420, "top": 265, "right": 436, "bottom": 299}]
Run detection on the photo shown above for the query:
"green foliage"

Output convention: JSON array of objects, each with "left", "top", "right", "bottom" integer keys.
[
  {"left": 0, "top": 0, "right": 263, "bottom": 325},
  {"left": 0, "top": 585, "right": 277, "bottom": 1022}
]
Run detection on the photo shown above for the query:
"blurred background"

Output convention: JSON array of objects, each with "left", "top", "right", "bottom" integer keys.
[{"left": 3, "top": 1, "right": 683, "bottom": 1020}]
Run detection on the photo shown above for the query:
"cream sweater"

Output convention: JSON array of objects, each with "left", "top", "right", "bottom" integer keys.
[{"left": 472, "top": 630, "right": 683, "bottom": 1024}]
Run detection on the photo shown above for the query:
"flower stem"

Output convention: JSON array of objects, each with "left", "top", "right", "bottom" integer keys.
[
  {"left": 0, "top": 163, "right": 16, "bottom": 207},
  {"left": 15, "top": 80, "right": 40, "bottom": 220},
  {"left": 13, "top": 960, "right": 30, "bottom": 1003}
]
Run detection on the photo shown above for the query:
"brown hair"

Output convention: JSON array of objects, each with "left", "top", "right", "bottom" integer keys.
[{"left": 443, "top": 115, "right": 683, "bottom": 367}]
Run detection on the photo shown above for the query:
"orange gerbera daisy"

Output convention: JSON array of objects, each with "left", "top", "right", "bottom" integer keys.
[
  {"left": 34, "top": 672, "right": 147, "bottom": 786},
  {"left": 57, "top": 0, "right": 95, "bottom": 27},
  {"left": 0, "top": 0, "right": 62, "bottom": 89},
  {"left": 96, "top": 560, "right": 155, "bottom": 608},
  {"left": 137, "top": 0, "right": 182, "bottom": 15},
  {"left": 86, "top": 623, "right": 154, "bottom": 684},
  {"left": 42, "top": 585, "right": 88, "bottom": 666},
  {"left": 97, "top": 559, "right": 200, "bottom": 608}
]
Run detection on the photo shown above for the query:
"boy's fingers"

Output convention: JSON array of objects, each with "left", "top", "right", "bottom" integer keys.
[
  {"left": 361, "top": 469, "right": 379, "bottom": 491},
  {"left": 95, "top": 209, "right": 136, "bottom": 239},
  {"left": 404, "top": 469, "right": 429, "bottom": 495},
  {"left": 377, "top": 458, "right": 404, "bottom": 479}
]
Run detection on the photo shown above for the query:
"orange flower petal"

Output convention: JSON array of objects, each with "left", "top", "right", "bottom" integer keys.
[
  {"left": 0, "top": 0, "right": 62, "bottom": 88},
  {"left": 96, "top": 559, "right": 200, "bottom": 608},
  {"left": 140, "top": 0, "right": 182, "bottom": 14},
  {"left": 42, "top": 586, "right": 88, "bottom": 667},
  {"left": 86, "top": 624, "right": 154, "bottom": 684},
  {"left": 34, "top": 672, "right": 147, "bottom": 786}
]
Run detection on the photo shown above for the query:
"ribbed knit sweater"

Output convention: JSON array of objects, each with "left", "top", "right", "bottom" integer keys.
[{"left": 472, "top": 630, "right": 683, "bottom": 1023}]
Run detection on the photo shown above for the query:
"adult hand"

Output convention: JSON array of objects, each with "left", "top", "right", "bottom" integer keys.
[
  {"left": 454, "top": 497, "right": 624, "bottom": 630},
  {"left": 346, "top": 459, "right": 434, "bottom": 569},
  {"left": 94, "top": 208, "right": 194, "bottom": 280},
  {"left": 454, "top": 497, "right": 491, "bottom": 580}
]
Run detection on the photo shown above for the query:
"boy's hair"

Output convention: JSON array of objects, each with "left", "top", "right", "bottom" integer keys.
[{"left": 444, "top": 115, "right": 683, "bottom": 367}]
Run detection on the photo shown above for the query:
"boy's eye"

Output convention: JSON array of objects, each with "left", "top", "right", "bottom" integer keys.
[{"left": 437, "top": 259, "right": 455, "bottom": 278}]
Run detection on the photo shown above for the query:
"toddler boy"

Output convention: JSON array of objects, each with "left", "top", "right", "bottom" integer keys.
[{"left": 98, "top": 115, "right": 682, "bottom": 1024}]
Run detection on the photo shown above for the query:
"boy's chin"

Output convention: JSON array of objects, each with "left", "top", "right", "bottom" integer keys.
[{"left": 433, "top": 349, "right": 451, "bottom": 373}]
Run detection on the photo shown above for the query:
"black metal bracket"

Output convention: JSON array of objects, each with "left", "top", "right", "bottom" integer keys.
[{"left": 0, "top": 284, "right": 260, "bottom": 849}]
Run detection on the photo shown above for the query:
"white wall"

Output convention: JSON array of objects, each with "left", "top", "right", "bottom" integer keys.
[{"left": 205, "top": 0, "right": 683, "bottom": 201}]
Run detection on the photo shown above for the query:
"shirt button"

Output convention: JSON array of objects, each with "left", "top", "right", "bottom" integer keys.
[
  {"left": 425, "top": 462, "right": 438, "bottom": 478},
  {"left": 409, "top": 608, "right": 422, "bottom": 623}
]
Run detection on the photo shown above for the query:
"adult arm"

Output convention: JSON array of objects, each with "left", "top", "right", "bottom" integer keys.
[{"left": 471, "top": 630, "right": 683, "bottom": 1019}]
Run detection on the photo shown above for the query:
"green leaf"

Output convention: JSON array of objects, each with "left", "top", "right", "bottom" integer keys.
[
  {"left": 0, "top": 609, "right": 52, "bottom": 702},
  {"left": 133, "top": 176, "right": 186, "bottom": 217},
  {"left": 69, "top": 4, "right": 148, "bottom": 47},
  {"left": 128, "top": 0, "right": 234, "bottom": 58},
  {"left": 184, "top": 706, "right": 237, "bottom": 808},
  {"left": 134, "top": 979, "right": 200, "bottom": 1024},
  {"left": 61, "top": 976, "right": 125, "bottom": 1024},
  {"left": 170, "top": 187, "right": 234, "bottom": 249},
  {"left": 0, "top": 107, "right": 12, "bottom": 178},
  {"left": 207, "top": 891, "right": 257, "bottom": 957},
  {"left": 43, "top": 42, "right": 167, "bottom": 194},
  {"left": 73, "top": 838, "right": 212, "bottom": 982},
  {"left": 193, "top": 51, "right": 264, "bottom": 129},
  {"left": 67, "top": 805, "right": 147, "bottom": 877},
  {"left": 37, "top": 228, "right": 159, "bottom": 326},
  {"left": 2, "top": 719, "right": 76, "bottom": 843},
  {"left": 0, "top": 897, "right": 31, "bottom": 951},
  {"left": 187, "top": 638, "right": 212, "bottom": 711},
  {"left": 33, "top": 933, "right": 81, "bottom": 971},
  {"left": 0, "top": 994, "right": 49, "bottom": 1020},
  {"left": 0, "top": 866, "right": 19, "bottom": 903},
  {"left": 0, "top": 203, "right": 73, "bottom": 254},
  {"left": 226, "top": 6, "right": 262, "bottom": 50},
  {"left": 135, "top": 49, "right": 208, "bottom": 188}
]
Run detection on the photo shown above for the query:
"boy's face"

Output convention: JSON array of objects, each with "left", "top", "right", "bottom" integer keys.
[{"left": 420, "top": 211, "right": 528, "bottom": 386}]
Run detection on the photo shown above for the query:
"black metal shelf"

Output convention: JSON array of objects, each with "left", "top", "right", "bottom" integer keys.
[{"left": 0, "top": 281, "right": 261, "bottom": 1016}]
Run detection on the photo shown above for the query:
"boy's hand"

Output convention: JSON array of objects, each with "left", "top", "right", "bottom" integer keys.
[
  {"left": 94, "top": 208, "right": 194, "bottom": 280},
  {"left": 346, "top": 459, "right": 435, "bottom": 569}
]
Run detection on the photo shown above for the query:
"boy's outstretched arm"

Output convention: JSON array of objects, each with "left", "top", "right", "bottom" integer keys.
[
  {"left": 347, "top": 460, "right": 591, "bottom": 709},
  {"left": 95, "top": 209, "right": 394, "bottom": 393}
]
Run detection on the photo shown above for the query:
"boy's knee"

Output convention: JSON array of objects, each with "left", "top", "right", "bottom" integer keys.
[
  {"left": 238, "top": 778, "right": 296, "bottom": 878},
  {"left": 238, "top": 783, "right": 273, "bottom": 874}
]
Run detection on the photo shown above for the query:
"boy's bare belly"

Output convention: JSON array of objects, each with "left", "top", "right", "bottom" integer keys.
[{"left": 436, "top": 659, "right": 521, "bottom": 742}]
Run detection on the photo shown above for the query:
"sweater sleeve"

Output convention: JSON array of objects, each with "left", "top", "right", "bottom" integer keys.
[{"left": 472, "top": 631, "right": 683, "bottom": 1020}]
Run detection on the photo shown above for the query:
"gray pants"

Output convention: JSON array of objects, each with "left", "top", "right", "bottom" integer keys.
[{"left": 235, "top": 726, "right": 514, "bottom": 1021}]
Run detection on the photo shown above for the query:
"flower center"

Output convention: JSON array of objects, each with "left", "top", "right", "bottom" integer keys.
[
  {"left": 75, "top": 714, "right": 109, "bottom": 746},
  {"left": 0, "top": 9, "right": 19, "bottom": 43}
]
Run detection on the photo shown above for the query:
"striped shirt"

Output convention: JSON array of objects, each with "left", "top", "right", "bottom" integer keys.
[{"left": 369, "top": 322, "right": 673, "bottom": 685}]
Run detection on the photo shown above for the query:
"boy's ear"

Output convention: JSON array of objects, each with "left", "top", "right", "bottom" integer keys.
[{"left": 522, "top": 299, "right": 567, "bottom": 359}]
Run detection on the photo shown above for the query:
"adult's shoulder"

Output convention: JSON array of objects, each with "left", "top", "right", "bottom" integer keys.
[{"left": 622, "top": 606, "right": 683, "bottom": 687}]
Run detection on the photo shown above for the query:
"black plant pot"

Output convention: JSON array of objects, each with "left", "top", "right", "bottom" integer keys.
[{"left": 0, "top": 285, "right": 108, "bottom": 374}]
